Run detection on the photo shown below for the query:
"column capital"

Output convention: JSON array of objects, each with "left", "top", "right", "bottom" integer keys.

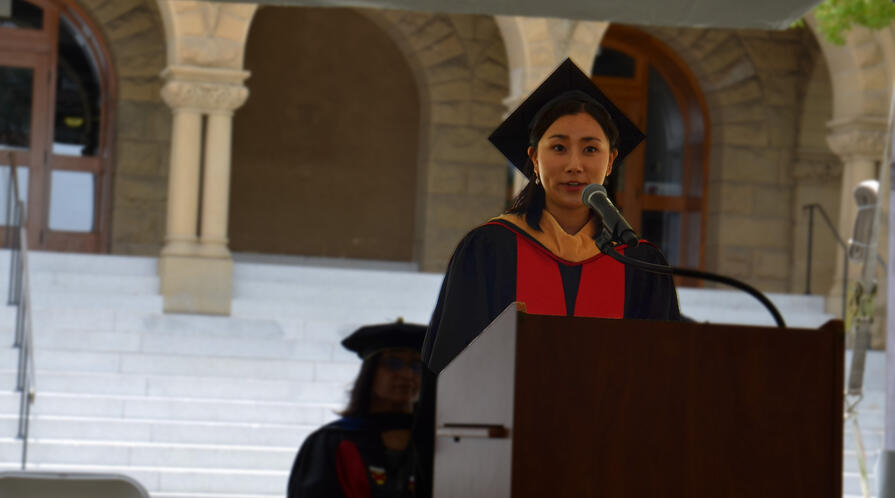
[
  {"left": 826, "top": 116, "right": 888, "bottom": 162},
  {"left": 160, "top": 65, "right": 249, "bottom": 113}
]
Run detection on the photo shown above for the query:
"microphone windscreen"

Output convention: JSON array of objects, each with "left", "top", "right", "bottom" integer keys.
[{"left": 581, "top": 183, "right": 607, "bottom": 206}]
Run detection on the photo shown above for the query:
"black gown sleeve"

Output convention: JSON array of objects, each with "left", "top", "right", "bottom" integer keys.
[
  {"left": 287, "top": 428, "right": 345, "bottom": 498},
  {"left": 414, "top": 224, "right": 517, "bottom": 498},
  {"left": 421, "top": 224, "right": 517, "bottom": 374},
  {"left": 622, "top": 243, "right": 683, "bottom": 321}
]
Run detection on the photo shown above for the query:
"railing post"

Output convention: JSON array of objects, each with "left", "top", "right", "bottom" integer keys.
[
  {"left": 805, "top": 206, "right": 814, "bottom": 294},
  {"left": 14, "top": 204, "right": 24, "bottom": 304},
  {"left": 5, "top": 165, "right": 12, "bottom": 249},
  {"left": 16, "top": 325, "right": 25, "bottom": 390},
  {"left": 843, "top": 249, "right": 849, "bottom": 319}
]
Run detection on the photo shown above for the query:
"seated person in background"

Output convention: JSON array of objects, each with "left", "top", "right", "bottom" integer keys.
[{"left": 288, "top": 320, "right": 425, "bottom": 498}]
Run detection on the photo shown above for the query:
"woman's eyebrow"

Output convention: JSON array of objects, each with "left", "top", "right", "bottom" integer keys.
[{"left": 546, "top": 134, "right": 603, "bottom": 142}]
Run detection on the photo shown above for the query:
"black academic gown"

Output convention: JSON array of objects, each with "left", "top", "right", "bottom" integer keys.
[
  {"left": 413, "top": 217, "right": 682, "bottom": 497},
  {"left": 288, "top": 416, "right": 416, "bottom": 498}
]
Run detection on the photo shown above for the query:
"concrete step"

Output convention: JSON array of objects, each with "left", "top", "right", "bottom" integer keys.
[
  {"left": 26, "top": 251, "right": 157, "bottom": 276},
  {"left": 682, "top": 307, "right": 836, "bottom": 328},
  {"left": 677, "top": 288, "right": 827, "bottom": 312},
  {"left": 1, "top": 438, "right": 297, "bottom": 471},
  {"left": 0, "top": 391, "right": 339, "bottom": 426},
  {"left": 30, "top": 309, "right": 285, "bottom": 338},
  {"left": 231, "top": 298, "right": 437, "bottom": 326},
  {"left": 31, "top": 293, "right": 162, "bottom": 311},
  {"left": 29, "top": 349, "right": 357, "bottom": 382},
  {"left": 0, "top": 462, "right": 288, "bottom": 495},
  {"left": 232, "top": 260, "right": 440, "bottom": 287},
  {"left": 29, "top": 272, "right": 158, "bottom": 295},
  {"left": 33, "top": 328, "right": 328, "bottom": 361},
  {"left": 0, "top": 414, "right": 315, "bottom": 447},
  {"left": 0, "top": 369, "right": 352, "bottom": 404},
  {"left": 232, "top": 279, "right": 442, "bottom": 303}
]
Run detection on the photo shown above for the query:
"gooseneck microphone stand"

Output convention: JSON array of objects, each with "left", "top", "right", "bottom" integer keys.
[{"left": 593, "top": 226, "right": 787, "bottom": 328}]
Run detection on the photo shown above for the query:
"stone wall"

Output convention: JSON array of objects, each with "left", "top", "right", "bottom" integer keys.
[
  {"left": 78, "top": 0, "right": 171, "bottom": 255},
  {"left": 791, "top": 33, "right": 841, "bottom": 300},
  {"left": 363, "top": 10, "right": 509, "bottom": 272}
]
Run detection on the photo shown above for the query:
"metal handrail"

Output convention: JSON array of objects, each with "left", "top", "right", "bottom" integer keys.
[
  {"left": 803, "top": 203, "right": 886, "bottom": 318},
  {"left": 5, "top": 154, "right": 35, "bottom": 470}
]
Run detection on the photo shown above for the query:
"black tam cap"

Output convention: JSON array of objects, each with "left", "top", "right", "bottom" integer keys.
[
  {"left": 341, "top": 319, "right": 427, "bottom": 359},
  {"left": 488, "top": 58, "right": 645, "bottom": 174}
]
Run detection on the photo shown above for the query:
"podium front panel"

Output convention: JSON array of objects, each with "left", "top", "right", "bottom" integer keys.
[{"left": 511, "top": 314, "right": 843, "bottom": 498}]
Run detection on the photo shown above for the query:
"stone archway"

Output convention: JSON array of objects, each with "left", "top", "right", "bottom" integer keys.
[
  {"left": 230, "top": 7, "right": 422, "bottom": 262},
  {"left": 356, "top": 10, "right": 510, "bottom": 271}
]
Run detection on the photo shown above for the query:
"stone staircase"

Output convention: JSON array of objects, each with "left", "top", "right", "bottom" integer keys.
[{"left": 0, "top": 249, "right": 882, "bottom": 497}]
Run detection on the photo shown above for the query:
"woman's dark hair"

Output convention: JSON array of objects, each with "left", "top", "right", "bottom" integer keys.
[
  {"left": 341, "top": 352, "right": 381, "bottom": 417},
  {"left": 507, "top": 96, "right": 619, "bottom": 230}
]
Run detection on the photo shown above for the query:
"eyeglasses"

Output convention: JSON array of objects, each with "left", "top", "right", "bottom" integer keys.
[{"left": 381, "top": 356, "right": 423, "bottom": 374}]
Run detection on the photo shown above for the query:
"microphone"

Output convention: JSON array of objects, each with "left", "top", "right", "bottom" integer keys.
[{"left": 581, "top": 184, "right": 639, "bottom": 247}]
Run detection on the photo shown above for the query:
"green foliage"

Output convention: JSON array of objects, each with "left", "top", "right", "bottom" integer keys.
[{"left": 813, "top": 0, "right": 895, "bottom": 45}]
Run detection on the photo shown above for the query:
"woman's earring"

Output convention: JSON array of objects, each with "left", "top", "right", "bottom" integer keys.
[{"left": 534, "top": 175, "right": 541, "bottom": 185}]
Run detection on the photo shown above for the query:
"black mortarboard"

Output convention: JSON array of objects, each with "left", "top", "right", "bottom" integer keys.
[
  {"left": 341, "top": 319, "right": 427, "bottom": 359},
  {"left": 488, "top": 58, "right": 645, "bottom": 175}
]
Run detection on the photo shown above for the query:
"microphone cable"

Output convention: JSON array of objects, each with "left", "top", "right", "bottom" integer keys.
[{"left": 593, "top": 229, "right": 786, "bottom": 328}]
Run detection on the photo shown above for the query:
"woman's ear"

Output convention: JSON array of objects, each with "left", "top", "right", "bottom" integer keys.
[
  {"left": 606, "top": 149, "right": 619, "bottom": 178},
  {"left": 527, "top": 145, "right": 538, "bottom": 177}
]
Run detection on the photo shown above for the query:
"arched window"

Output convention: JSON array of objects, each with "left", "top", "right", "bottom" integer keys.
[
  {"left": 594, "top": 24, "right": 709, "bottom": 281},
  {"left": 0, "top": 0, "right": 114, "bottom": 252}
]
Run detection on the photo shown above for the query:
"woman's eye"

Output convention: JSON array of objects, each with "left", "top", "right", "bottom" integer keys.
[
  {"left": 551, "top": 144, "right": 566, "bottom": 152},
  {"left": 584, "top": 146, "right": 599, "bottom": 153}
]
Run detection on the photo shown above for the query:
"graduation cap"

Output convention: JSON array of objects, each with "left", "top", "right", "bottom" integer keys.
[
  {"left": 341, "top": 319, "right": 427, "bottom": 359},
  {"left": 488, "top": 58, "right": 645, "bottom": 175}
]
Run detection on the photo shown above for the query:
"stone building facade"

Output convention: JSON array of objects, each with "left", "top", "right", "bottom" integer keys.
[{"left": 3, "top": 0, "right": 893, "bottom": 342}]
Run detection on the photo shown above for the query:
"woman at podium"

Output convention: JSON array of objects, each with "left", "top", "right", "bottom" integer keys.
[
  {"left": 422, "top": 59, "right": 682, "bottom": 374},
  {"left": 288, "top": 321, "right": 426, "bottom": 498},
  {"left": 413, "top": 60, "right": 683, "bottom": 498}
]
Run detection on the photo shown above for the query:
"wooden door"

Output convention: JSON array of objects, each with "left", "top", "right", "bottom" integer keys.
[
  {"left": 593, "top": 25, "right": 710, "bottom": 279},
  {"left": 0, "top": 23, "right": 53, "bottom": 250},
  {"left": 0, "top": 0, "right": 113, "bottom": 253}
]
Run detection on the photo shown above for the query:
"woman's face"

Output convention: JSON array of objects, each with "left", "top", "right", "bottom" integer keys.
[
  {"left": 371, "top": 349, "right": 422, "bottom": 409},
  {"left": 529, "top": 112, "right": 619, "bottom": 214}
]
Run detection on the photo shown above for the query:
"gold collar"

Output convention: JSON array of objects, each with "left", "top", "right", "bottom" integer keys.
[{"left": 491, "top": 211, "right": 601, "bottom": 263}]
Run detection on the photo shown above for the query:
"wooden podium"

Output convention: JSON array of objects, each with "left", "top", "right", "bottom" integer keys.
[{"left": 434, "top": 304, "right": 844, "bottom": 498}]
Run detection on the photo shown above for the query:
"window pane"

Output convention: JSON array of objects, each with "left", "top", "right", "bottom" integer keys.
[
  {"left": 644, "top": 67, "right": 683, "bottom": 196},
  {"left": 49, "top": 170, "right": 94, "bottom": 232},
  {"left": 687, "top": 211, "right": 700, "bottom": 268},
  {"left": 0, "top": 66, "right": 33, "bottom": 150},
  {"left": 0, "top": 165, "right": 29, "bottom": 225},
  {"left": 53, "top": 16, "right": 102, "bottom": 157},
  {"left": 642, "top": 210, "right": 680, "bottom": 266},
  {"left": 592, "top": 47, "right": 636, "bottom": 78},
  {"left": 0, "top": 0, "right": 43, "bottom": 30},
  {"left": 687, "top": 106, "right": 705, "bottom": 197}
]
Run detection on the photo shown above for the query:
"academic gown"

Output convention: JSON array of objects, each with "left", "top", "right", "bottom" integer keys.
[
  {"left": 288, "top": 416, "right": 416, "bottom": 498},
  {"left": 413, "top": 213, "right": 682, "bottom": 497}
]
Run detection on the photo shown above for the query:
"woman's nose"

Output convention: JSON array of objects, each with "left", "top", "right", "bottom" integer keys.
[{"left": 566, "top": 151, "right": 584, "bottom": 172}]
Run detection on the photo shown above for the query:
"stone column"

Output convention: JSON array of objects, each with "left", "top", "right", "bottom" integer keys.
[
  {"left": 160, "top": 90, "right": 203, "bottom": 257},
  {"left": 199, "top": 93, "right": 247, "bottom": 258},
  {"left": 159, "top": 65, "right": 249, "bottom": 315},
  {"left": 826, "top": 117, "right": 887, "bottom": 334}
]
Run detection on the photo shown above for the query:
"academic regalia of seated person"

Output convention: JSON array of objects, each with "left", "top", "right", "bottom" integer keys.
[
  {"left": 412, "top": 59, "right": 683, "bottom": 498},
  {"left": 288, "top": 321, "right": 426, "bottom": 498}
]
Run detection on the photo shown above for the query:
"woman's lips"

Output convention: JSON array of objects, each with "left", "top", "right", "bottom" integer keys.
[{"left": 562, "top": 182, "right": 585, "bottom": 192}]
